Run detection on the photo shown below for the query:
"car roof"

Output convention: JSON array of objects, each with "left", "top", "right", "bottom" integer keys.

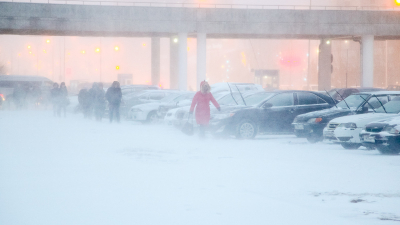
[{"left": 356, "top": 91, "right": 400, "bottom": 95}]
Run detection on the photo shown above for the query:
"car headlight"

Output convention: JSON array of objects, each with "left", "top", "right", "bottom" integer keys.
[
  {"left": 212, "top": 113, "right": 235, "bottom": 120},
  {"left": 338, "top": 122, "right": 357, "bottom": 129},
  {"left": 383, "top": 126, "right": 400, "bottom": 134},
  {"left": 307, "top": 118, "right": 323, "bottom": 123}
]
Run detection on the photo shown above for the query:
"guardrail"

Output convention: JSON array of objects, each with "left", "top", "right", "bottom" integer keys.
[{"left": 1, "top": 0, "right": 400, "bottom": 11}]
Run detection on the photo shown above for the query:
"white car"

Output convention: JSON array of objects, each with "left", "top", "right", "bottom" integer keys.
[
  {"left": 331, "top": 96, "right": 400, "bottom": 149},
  {"left": 128, "top": 92, "right": 193, "bottom": 123}
]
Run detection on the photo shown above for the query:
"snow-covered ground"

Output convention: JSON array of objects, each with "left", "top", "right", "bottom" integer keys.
[{"left": 0, "top": 110, "right": 399, "bottom": 225}]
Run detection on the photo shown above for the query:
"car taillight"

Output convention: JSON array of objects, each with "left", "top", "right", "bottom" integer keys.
[{"left": 0, "top": 94, "right": 5, "bottom": 101}]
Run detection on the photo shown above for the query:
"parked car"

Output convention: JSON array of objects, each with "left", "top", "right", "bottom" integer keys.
[
  {"left": 121, "top": 85, "right": 160, "bottom": 96},
  {"left": 210, "top": 83, "right": 264, "bottom": 94},
  {"left": 327, "top": 87, "right": 384, "bottom": 101},
  {"left": 331, "top": 96, "right": 400, "bottom": 149},
  {"left": 128, "top": 91, "right": 194, "bottom": 123},
  {"left": 293, "top": 91, "right": 400, "bottom": 143},
  {"left": 359, "top": 116, "right": 400, "bottom": 154},
  {"left": 208, "top": 90, "right": 335, "bottom": 139},
  {"left": 163, "top": 91, "right": 255, "bottom": 127},
  {"left": 120, "top": 90, "right": 178, "bottom": 117},
  {"left": 157, "top": 93, "right": 196, "bottom": 119}
]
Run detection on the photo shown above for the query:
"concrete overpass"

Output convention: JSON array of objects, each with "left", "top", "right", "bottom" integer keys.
[{"left": 1, "top": 2, "right": 400, "bottom": 90}]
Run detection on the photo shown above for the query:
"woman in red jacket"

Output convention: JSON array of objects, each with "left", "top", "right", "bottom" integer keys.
[{"left": 189, "top": 81, "right": 221, "bottom": 137}]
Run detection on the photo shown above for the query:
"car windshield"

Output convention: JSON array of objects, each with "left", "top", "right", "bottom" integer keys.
[
  {"left": 160, "top": 93, "right": 181, "bottom": 103},
  {"left": 375, "top": 97, "right": 400, "bottom": 113},
  {"left": 245, "top": 92, "right": 275, "bottom": 106},
  {"left": 218, "top": 93, "right": 245, "bottom": 105},
  {"left": 335, "top": 94, "right": 369, "bottom": 109}
]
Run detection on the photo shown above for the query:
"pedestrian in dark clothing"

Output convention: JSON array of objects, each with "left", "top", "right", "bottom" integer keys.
[
  {"left": 50, "top": 83, "right": 61, "bottom": 116},
  {"left": 87, "top": 83, "right": 98, "bottom": 118},
  {"left": 58, "top": 82, "right": 69, "bottom": 117},
  {"left": 78, "top": 88, "right": 91, "bottom": 118},
  {"left": 189, "top": 81, "right": 220, "bottom": 137},
  {"left": 105, "top": 81, "right": 122, "bottom": 123},
  {"left": 94, "top": 82, "right": 106, "bottom": 121}
]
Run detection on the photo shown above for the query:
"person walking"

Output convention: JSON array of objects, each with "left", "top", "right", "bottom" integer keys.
[
  {"left": 50, "top": 83, "right": 60, "bottom": 116},
  {"left": 78, "top": 88, "right": 91, "bottom": 118},
  {"left": 58, "top": 82, "right": 69, "bottom": 117},
  {"left": 105, "top": 81, "right": 122, "bottom": 123},
  {"left": 189, "top": 81, "right": 220, "bottom": 137},
  {"left": 93, "top": 82, "right": 106, "bottom": 121}
]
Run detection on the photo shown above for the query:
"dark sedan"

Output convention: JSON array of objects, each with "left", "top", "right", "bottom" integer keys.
[{"left": 209, "top": 91, "right": 336, "bottom": 139}]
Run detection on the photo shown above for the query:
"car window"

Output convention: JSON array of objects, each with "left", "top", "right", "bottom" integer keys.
[
  {"left": 218, "top": 93, "right": 245, "bottom": 105},
  {"left": 336, "top": 94, "right": 369, "bottom": 109},
  {"left": 366, "top": 96, "right": 388, "bottom": 110},
  {"left": 266, "top": 93, "right": 294, "bottom": 107},
  {"left": 149, "top": 92, "right": 165, "bottom": 100},
  {"left": 297, "top": 92, "right": 319, "bottom": 105},
  {"left": 375, "top": 97, "right": 400, "bottom": 113},
  {"left": 138, "top": 93, "right": 149, "bottom": 100}
]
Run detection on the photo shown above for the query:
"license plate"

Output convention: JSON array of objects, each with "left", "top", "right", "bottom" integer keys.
[{"left": 295, "top": 124, "right": 304, "bottom": 130}]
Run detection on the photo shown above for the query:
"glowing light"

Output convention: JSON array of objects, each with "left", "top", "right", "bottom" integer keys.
[
  {"left": 27, "top": 45, "right": 31, "bottom": 49},
  {"left": 43, "top": 50, "right": 46, "bottom": 53},
  {"left": 173, "top": 38, "right": 178, "bottom": 43},
  {"left": 116, "top": 66, "right": 120, "bottom": 70},
  {"left": 81, "top": 50, "right": 85, "bottom": 54},
  {"left": 29, "top": 51, "right": 32, "bottom": 54},
  {"left": 396, "top": 0, "right": 400, "bottom": 5},
  {"left": 46, "top": 39, "right": 50, "bottom": 44},
  {"left": 95, "top": 48, "right": 100, "bottom": 53},
  {"left": 114, "top": 46, "right": 119, "bottom": 51},
  {"left": 345, "top": 40, "right": 348, "bottom": 43},
  {"left": 142, "top": 43, "right": 146, "bottom": 47},
  {"left": 226, "top": 60, "right": 229, "bottom": 63},
  {"left": 187, "top": 47, "right": 190, "bottom": 51},
  {"left": 326, "top": 40, "right": 331, "bottom": 44}
]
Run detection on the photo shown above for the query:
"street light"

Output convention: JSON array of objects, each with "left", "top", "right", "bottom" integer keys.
[
  {"left": 114, "top": 46, "right": 119, "bottom": 51},
  {"left": 27, "top": 45, "right": 31, "bottom": 49},
  {"left": 95, "top": 48, "right": 100, "bottom": 53},
  {"left": 46, "top": 39, "right": 50, "bottom": 44},
  {"left": 81, "top": 50, "right": 85, "bottom": 54},
  {"left": 396, "top": 0, "right": 400, "bottom": 6},
  {"left": 116, "top": 66, "right": 120, "bottom": 70}
]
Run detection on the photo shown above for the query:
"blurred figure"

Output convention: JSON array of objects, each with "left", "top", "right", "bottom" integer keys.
[
  {"left": 189, "top": 81, "right": 220, "bottom": 137},
  {"left": 106, "top": 81, "right": 122, "bottom": 123},
  {"left": 78, "top": 88, "right": 91, "bottom": 118},
  {"left": 13, "top": 83, "right": 26, "bottom": 110},
  {"left": 88, "top": 83, "right": 98, "bottom": 118},
  {"left": 58, "top": 82, "right": 69, "bottom": 117},
  {"left": 31, "top": 85, "right": 42, "bottom": 107},
  {"left": 50, "top": 83, "right": 60, "bottom": 116},
  {"left": 93, "top": 82, "right": 106, "bottom": 121}
]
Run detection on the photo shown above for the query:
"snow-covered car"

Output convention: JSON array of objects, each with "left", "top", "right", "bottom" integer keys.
[
  {"left": 157, "top": 93, "right": 195, "bottom": 119},
  {"left": 210, "top": 83, "right": 263, "bottom": 94},
  {"left": 128, "top": 91, "right": 193, "bottom": 123},
  {"left": 163, "top": 91, "right": 252, "bottom": 127},
  {"left": 331, "top": 96, "right": 400, "bottom": 149},
  {"left": 295, "top": 91, "right": 400, "bottom": 143},
  {"left": 359, "top": 116, "right": 400, "bottom": 154}
]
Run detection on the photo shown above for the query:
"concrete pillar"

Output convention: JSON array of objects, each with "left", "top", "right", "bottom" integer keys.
[
  {"left": 170, "top": 35, "right": 179, "bottom": 89},
  {"left": 318, "top": 39, "right": 332, "bottom": 91},
  {"left": 178, "top": 33, "right": 188, "bottom": 91},
  {"left": 362, "top": 35, "right": 374, "bottom": 87},
  {"left": 197, "top": 33, "right": 207, "bottom": 91},
  {"left": 151, "top": 37, "right": 160, "bottom": 86}
]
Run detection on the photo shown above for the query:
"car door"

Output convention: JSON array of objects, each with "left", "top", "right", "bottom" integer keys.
[
  {"left": 295, "top": 92, "right": 330, "bottom": 116},
  {"left": 259, "top": 92, "right": 296, "bottom": 132}
]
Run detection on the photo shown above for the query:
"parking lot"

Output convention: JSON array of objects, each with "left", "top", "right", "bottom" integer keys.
[{"left": 0, "top": 110, "right": 399, "bottom": 225}]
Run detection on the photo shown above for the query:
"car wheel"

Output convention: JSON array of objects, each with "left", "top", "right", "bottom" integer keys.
[
  {"left": 146, "top": 111, "right": 159, "bottom": 124},
  {"left": 376, "top": 143, "right": 400, "bottom": 155},
  {"left": 306, "top": 134, "right": 323, "bottom": 143},
  {"left": 340, "top": 143, "right": 361, "bottom": 150},
  {"left": 235, "top": 120, "right": 258, "bottom": 139}
]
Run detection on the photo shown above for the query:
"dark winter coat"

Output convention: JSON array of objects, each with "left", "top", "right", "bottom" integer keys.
[
  {"left": 78, "top": 89, "right": 91, "bottom": 107},
  {"left": 94, "top": 88, "right": 106, "bottom": 109},
  {"left": 50, "top": 88, "right": 61, "bottom": 104},
  {"left": 105, "top": 87, "right": 122, "bottom": 105},
  {"left": 59, "top": 87, "right": 69, "bottom": 106}
]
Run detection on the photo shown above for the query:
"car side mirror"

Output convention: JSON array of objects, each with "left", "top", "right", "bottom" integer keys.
[{"left": 263, "top": 103, "right": 273, "bottom": 109}]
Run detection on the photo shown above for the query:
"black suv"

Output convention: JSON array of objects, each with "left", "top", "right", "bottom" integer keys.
[{"left": 209, "top": 91, "right": 335, "bottom": 139}]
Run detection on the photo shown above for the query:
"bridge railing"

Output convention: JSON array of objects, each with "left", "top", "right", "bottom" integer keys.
[{"left": 1, "top": 0, "right": 400, "bottom": 11}]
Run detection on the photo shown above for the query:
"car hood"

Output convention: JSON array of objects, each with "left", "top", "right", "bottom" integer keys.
[
  {"left": 211, "top": 104, "right": 253, "bottom": 114},
  {"left": 332, "top": 113, "right": 399, "bottom": 127},
  {"left": 295, "top": 108, "right": 352, "bottom": 122},
  {"left": 131, "top": 102, "right": 161, "bottom": 111}
]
